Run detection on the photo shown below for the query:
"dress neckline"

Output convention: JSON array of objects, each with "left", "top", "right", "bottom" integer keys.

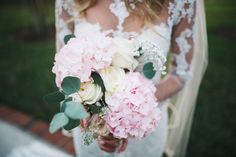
[
  {"left": 75, "top": 0, "right": 171, "bottom": 40},
  {"left": 109, "top": 0, "right": 129, "bottom": 33}
]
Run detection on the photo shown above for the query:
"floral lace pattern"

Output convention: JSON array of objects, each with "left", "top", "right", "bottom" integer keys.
[
  {"left": 56, "top": 0, "right": 196, "bottom": 83},
  {"left": 55, "top": 1, "right": 197, "bottom": 155},
  {"left": 174, "top": 28, "right": 193, "bottom": 80},
  {"left": 169, "top": 0, "right": 195, "bottom": 25},
  {"left": 168, "top": 0, "right": 196, "bottom": 82},
  {"left": 55, "top": 0, "right": 75, "bottom": 51},
  {"left": 109, "top": 0, "right": 129, "bottom": 33}
]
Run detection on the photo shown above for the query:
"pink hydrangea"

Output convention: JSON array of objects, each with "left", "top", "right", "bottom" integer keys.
[
  {"left": 52, "top": 34, "right": 114, "bottom": 87},
  {"left": 104, "top": 72, "right": 161, "bottom": 139}
]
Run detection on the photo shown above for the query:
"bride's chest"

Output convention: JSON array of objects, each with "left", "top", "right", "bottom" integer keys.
[
  {"left": 73, "top": 0, "right": 173, "bottom": 56},
  {"left": 83, "top": 0, "right": 145, "bottom": 33}
]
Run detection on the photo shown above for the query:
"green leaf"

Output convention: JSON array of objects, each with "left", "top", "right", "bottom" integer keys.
[
  {"left": 89, "top": 105, "right": 101, "bottom": 114},
  {"left": 65, "top": 101, "right": 89, "bottom": 119},
  {"left": 60, "top": 97, "right": 72, "bottom": 112},
  {"left": 134, "top": 47, "right": 143, "bottom": 59},
  {"left": 43, "top": 91, "right": 65, "bottom": 104},
  {"left": 142, "top": 62, "right": 156, "bottom": 79},
  {"left": 61, "top": 76, "right": 81, "bottom": 95},
  {"left": 91, "top": 72, "right": 105, "bottom": 92},
  {"left": 64, "top": 119, "right": 80, "bottom": 131},
  {"left": 49, "top": 112, "right": 69, "bottom": 133},
  {"left": 64, "top": 34, "right": 75, "bottom": 44}
]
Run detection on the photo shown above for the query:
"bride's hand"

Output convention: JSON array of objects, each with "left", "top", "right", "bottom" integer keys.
[
  {"left": 80, "top": 119, "right": 89, "bottom": 129},
  {"left": 98, "top": 134, "right": 128, "bottom": 153}
]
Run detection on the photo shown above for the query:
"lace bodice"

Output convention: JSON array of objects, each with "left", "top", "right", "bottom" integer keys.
[
  {"left": 54, "top": 2, "right": 206, "bottom": 157},
  {"left": 55, "top": 0, "right": 196, "bottom": 98}
]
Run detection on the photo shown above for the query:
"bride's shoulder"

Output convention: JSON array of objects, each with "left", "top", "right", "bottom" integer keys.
[
  {"left": 56, "top": 0, "right": 76, "bottom": 16},
  {"left": 57, "top": 0, "right": 75, "bottom": 6},
  {"left": 169, "top": 0, "right": 195, "bottom": 5},
  {"left": 167, "top": 0, "right": 196, "bottom": 25}
]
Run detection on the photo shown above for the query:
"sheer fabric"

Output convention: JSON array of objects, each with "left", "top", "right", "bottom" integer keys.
[
  {"left": 155, "top": 0, "right": 196, "bottom": 101},
  {"left": 55, "top": 0, "right": 75, "bottom": 51},
  {"left": 55, "top": 0, "right": 207, "bottom": 157},
  {"left": 165, "top": 0, "right": 208, "bottom": 156}
]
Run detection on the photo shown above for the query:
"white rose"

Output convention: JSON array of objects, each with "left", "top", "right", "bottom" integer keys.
[
  {"left": 112, "top": 38, "right": 139, "bottom": 70},
  {"left": 99, "top": 66, "right": 126, "bottom": 94},
  {"left": 71, "top": 82, "right": 103, "bottom": 105}
]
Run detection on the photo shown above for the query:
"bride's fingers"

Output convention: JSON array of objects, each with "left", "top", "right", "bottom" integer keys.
[
  {"left": 100, "top": 133, "right": 119, "bottom": 141},
  {"left": 99, "top": 136, "right": 119, "bottom": 142},
  {"left": 118, "top": 139, "right": 128, "bottom": 153},
  {"left": 98, "top": 140, "right": 117, "bottom": 153},
  {"left": 98, "top": 139, "right": 117, "bottom": 148},
  {"left": 97, "top": 135, "right": 121, "bottom": 153},
  {"left": 80, "top": 119, "right": 89, "bottom": 128},
  {"left": 80, "top": 120, "right": 85, "bottom": 128},
  {"left": 80, "top": 114, "right": 92, "bottom": 128},
  {"left": 98, "top": 138, "right": 119, "bottom": 146},
  {"left": 98, "top": 136, "right": 120, "bottom": 146},
  {"left": 98, "top": 144, "right": 116, "bottom": 153}
]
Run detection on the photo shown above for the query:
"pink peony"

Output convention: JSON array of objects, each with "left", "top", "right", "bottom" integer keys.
[
  {"left": 52, "top": 34, "right": 114, "bottom": 87},
  {"left": 104, "top": 72, "right": 161, "bottom": 139}
]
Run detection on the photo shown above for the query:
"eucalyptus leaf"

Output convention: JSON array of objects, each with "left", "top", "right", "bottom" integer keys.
[
  {"left": 89, "top": 105, "right": 101, "bottom": 114},
  {"left": 43, "top": 91, "right": 65, "bottom": 104},
  {"left": 64, "top": 119, "right": 80, "bottom": 131},
  {"left": 60, "top": 97, "right": 72, "bottom": 112},
  {"left": 142, "top": 62, "right": 156, "bottom": 79},
  {"left": 49, "top": 112, "right": 69, "bottom": 133},
  {"left": 65, "top": 101, "right": 89, "bottom": 119},
  {"left": 61, "top": 76, "right": 81, "bottom": 95},
  {"left": 91, "top": 72, "right": 105, "bottom": 92},
  {"left": 64, "top": 34, "right": 75, "bottom": 44}
]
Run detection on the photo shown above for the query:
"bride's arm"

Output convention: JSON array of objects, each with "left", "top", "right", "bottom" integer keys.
[
  {"left": 55, "top": 0, "right": 75, "bottom": 137},
  {"left": 155, "top": 1, "right": 196, "bottom": 101},
  {"left": 55, "top": 0, "right": 75, "bottom": 52}
]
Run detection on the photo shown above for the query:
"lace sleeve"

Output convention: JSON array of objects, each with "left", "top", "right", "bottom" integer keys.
[
  {"left": 170, "top": 0, "right": 196, "bottom": 85},
  {"left": 55, "top": 0, "right": 75, "bottom": 52},
  {"left": 156, "top": 0, "right": 196, "bottom": 101},
  {"left": 55, "top": 0, "right": 75, "bottom": 137}
]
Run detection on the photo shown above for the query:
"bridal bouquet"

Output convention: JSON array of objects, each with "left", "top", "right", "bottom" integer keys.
[{"left": 44, "top": 32, "right": 166, "bottom": 145}]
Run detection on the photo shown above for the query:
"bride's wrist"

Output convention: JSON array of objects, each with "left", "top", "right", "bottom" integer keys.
[
  {"left": 155, "top": 74, "right": 184, "bottom": 102},
  {"left": 155, "top": 83, "right": 165, "bottom": 102}
]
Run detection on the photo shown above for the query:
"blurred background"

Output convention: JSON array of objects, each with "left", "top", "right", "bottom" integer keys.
[{"left": 0, "top": 0, "right": 235, "bottom": 156}]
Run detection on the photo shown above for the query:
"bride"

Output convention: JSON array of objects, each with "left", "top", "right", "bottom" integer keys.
[{"left": 55, "top": 0, "right": 208, "bottom": 157}]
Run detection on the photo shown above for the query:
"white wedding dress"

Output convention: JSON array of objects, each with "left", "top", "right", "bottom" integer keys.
[
  {"left": 1, "top": 1, "right": 206, "bottom": 157},
  {"left": 55, "top": 0, "right": 197, "bottom": 157}
]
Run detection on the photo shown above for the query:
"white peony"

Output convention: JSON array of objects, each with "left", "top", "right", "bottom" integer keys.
[
  {"left": 71, "top": 82, "right": 103, "bottom": 105},
  {"left": 112, "top": 38, "right": 139, "bottom": 70},
  {"left": 99, "top": 66, "right": 126, "bottom": 94}
]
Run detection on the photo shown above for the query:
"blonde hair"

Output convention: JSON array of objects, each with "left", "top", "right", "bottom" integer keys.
[{"left": 76, "top": 0, "right": 165, "bottom": 24}]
